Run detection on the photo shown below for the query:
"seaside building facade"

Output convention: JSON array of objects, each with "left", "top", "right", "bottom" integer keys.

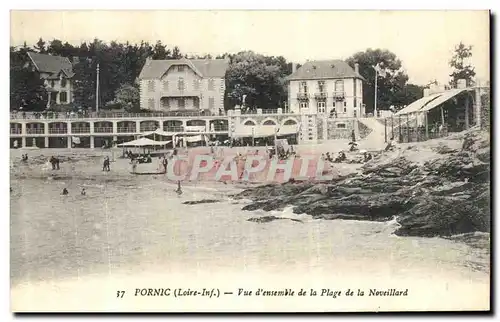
[
  {"left": 26, "top": 52, "right": 75, "bottom": 108},
  {"left": 138, "top": 58, "right": 229, "bottom": 115},
  {"left": 287, "top": 60, "right": 365, "bottom": 118}
]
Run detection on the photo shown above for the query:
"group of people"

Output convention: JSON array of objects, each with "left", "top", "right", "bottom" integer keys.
[
  {"left": 21, "top": 154, "right": 28, "bottom": 162},
  {"left": 61, "top": 187, "right": 86, "bottom": 196}
]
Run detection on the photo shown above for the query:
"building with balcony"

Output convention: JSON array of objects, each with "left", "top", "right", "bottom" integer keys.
[
  {"left": 138, "top": 58, "right": 229, "bottom": 115},
  {"left": 287, "top": 60, "right": 365, "bottom": 117},
  {"left": 26, "top": 52, "right": 75, "bottom": 108}
]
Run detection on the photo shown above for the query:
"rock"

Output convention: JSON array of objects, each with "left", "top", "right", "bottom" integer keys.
[
  {"left": 182, "top": 199, "right": 220, "bottom": 205},
  {"left": 247, "top": 216, "right": 303, "bottom": 223}
]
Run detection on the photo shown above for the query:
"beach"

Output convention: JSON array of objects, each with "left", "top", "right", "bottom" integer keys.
[{"left": 10, "top": 135, "right": 490, "bottom": 312}]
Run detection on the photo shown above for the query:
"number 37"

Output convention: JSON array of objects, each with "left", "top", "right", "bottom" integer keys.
[{"left": 117, "top": 291, "right": 125, "bottom": 298}]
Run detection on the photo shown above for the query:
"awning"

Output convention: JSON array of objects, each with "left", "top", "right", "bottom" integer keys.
[
  {"left": 395, "top": 93, "right": 441, "bottom": 115},
  {"left": 117, "top": 137, "right": 171, "bottom": 147},
  {"left": 183, "top": 135, "right": 207, "bottom": 143},
  {"left": 395, "top": 89, "right": 469, "bottom": 116},
  {"left": 419, "top": 89, "right": 468, "bottom": 113}
]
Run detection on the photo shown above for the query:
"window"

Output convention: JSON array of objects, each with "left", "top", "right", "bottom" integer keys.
[
  {"left": 354, "top": 98, "right": 357, "bottom": 107},
  {"left": 178, "top": 98, "right": 185, "bottom": 109},
  {"left": 193, "top": 79, "right": 200, "bottom": 90},
  {"left": 335, "top": 80, "right": 344, "bottom": 92},
  {"left": 50, "top": 80, "right": 55, "bottom": 87},
  {"left": 194, "top": 98, "right": 200, "bottom": 109},
  {"left": 61, "top": 78, "right": 67, "bottom": 88},
  {"left": 344, "top": 107, "right": 347, "bottom": 113},
  {"left": 317, "top": 101, "right": 326, "bottom": 113},
  {"left": 163, "top": 80, "right": 169, "bottom": 91},
  {"left": 299, "top": 101, "right": 309, "bottom": 109},
  {"left": 59, "top": 92, "right": 67, "bottom": 103},
  {"left": 300, "top": 81, "right": 308, "bottom": 93},
  {"left": 344, "top": 102, "right": 347, "bottom": 107},
  {"left": 178, "top": 78, "right": 185, "bottom": 91},
  {"left": 161, "top": 98, "right": 170, "bottom": 109},
  {"left": 318, "top": 81, "right": 325, "bottom": 93},
  {"left": 220, "top": 80, "right": 225, "bottom": 90},
  {"left": 209, "top": 97, "right": 215, "bottom": 109},
  {"left": 337, "top": 123, "right": 346, "bottom": 128},
  {"left": 208, "top": 79, "right": 215, "bottom": 91},
  {"left": 178, "top": 65, "right": 185, "bottom": 72},
  {"left": 148, "top": 80, "right": 155, "bottom": 92},
  {"left": 148, "top": 98, "right": 155, "bottom": 109}
]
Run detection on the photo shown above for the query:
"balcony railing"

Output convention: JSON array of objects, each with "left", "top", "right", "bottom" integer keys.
[
  {"left": 212, "top": 125, "right": 229, "bottom": 131},
  {"left": 314, "top": 92, "right": 328, "bottom": 100},
  {"left": 10, "top": 128, "right": 22, "bottom": 134},
  {"left": 10, "top": 110, "right": 226, "bottom": 121},
  {"left": 117, "top": 127, "right": 137, "bottom": 133},
  {"left": 26, "top": 128, "right": 45, "bottom": 135},
  {"left": 297, "top": 92, "right": 309, "bottom": 100},
  {"left": 140, "top": 126, "right": 159, "bottom": 132},
  {"left": 164, "top": 126, "right": 185, "bottom": 132},
  {"left": 94, "top": 127, "right": 114, "bottom": 133},
  {"left": 332, "top": 91, "right": 345, "bottom": 100},
  {"left": 262, "top": 109, "right": 278, "bottom": 114},
  {"left": 70, "top": 128, "right": 91, "bottom": 134},
  {"left": 48, "top": 128, "right": 68, "bottom": 134}
]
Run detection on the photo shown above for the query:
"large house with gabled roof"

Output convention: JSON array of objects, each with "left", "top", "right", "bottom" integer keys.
[
  {"left": 26, "top": 52, "right": 75, "bottom": 108},
  {"left": 287, "top": 60, "right": 365, "bottom": 117},
  {"left": 138, "top": 57, "right": 229, "bottom": 114}
]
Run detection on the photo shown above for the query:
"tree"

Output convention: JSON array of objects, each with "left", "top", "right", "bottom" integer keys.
[
  {"left": 10, "top": 49, "right": 47, "bottom": 111},
  {"left": 225, "top": 51, "right": 289, "bottom": 110},
  {"left": 449, "top": 42, "right": 476, "bottom": 87},
  {"left": 114, "top": 83, "right": 140, "bottom": 112},
  {"left": 347, "top": 48, "right": 411, "bottom": 113},
  {"left": 34, "top": 37, "right": 46, "bottom": 53},
  {"left": 72, "top": 58, "right": 96, "bottom": 109}
]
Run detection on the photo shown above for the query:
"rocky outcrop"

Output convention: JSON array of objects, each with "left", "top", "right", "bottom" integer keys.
[
  {"left": 235, "top": 130, "right": 490, "bottom": 238},
  {"left": 247, "top": 216, "right": 304, "bottom": 224},
  {"left": 183, "top": 199, "right": 220, "bottom": 205}
]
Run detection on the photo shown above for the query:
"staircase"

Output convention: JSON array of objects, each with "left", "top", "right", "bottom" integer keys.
[{"left": 358, "top": 117, "right": 387, "bottom": 148}]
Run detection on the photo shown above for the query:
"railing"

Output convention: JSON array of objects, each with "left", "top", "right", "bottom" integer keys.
[
  {"left": 94, "top": 127, "right": 114, "bottom": 133},
  {"left": 10, "top": 128, "right": 22, "bottom": 134},
  {"left": 212, "top": 125, "right": 229, "bottom": 131},
  {"left": 26, "top": 128, "right": 45, "bottom": 135},
  {"left": 48, "top": 128, "right": 68, "bottom": 134},
  {"left": 10, "top": 110, "right": 227, "bottom": 121},
  {"left": 297, "top": 93, "right": 309, "bottom": 100},
  {"left": 164, "top": 126, "right": 185, "bottom": 132},
  {"left": 332, "top": 91, "right": 345, "bottom": 100},
  {"left": 314, "top": 92, "right": 328, "bottom": 100},
  {"left": 70, "top": 128, "right": 91, "bottom": 133},
  {"left": 140, "top": 126, "right": 158, "bottom": 132},
  {"left": 262, "top": 109, "right": 278, "bottom": 114},
  {"left": 117, "top": 127, "right": 138, "bottom": 133},
  {"left": 240, "top": 110, "right": 258, "bottom": 115}
]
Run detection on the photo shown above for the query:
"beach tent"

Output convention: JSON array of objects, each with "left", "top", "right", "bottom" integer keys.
[{"left": 117, "top": 137, "right": 171, "bottom": 147}]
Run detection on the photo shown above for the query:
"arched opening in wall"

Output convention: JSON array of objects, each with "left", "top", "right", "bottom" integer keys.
[
  {"left": 283, "top": 119, "right": 297, "bottom": 126},
  {"left": 117, "top": 121, "right": 137, "bottom": 133},
  {"left": 140, "top": 120, "right": 160, "bottom": 132},
  {"left": 243, "top": 120, "right": 256, "bottom": 126},
  {"left": 94, "top": 121, "right": 113, "bottom": 134},
  {"left": 210, "top": 119, "right": 228, "bottom": 131},
  {"left": 262, "top": 119, "right": 277, "bottom": 126},
  {"left": 163, "top": 120, "right": 183, "bottom": 132},
  {"left": 186, "top": 120, "right": 206, "bottom": 127}
]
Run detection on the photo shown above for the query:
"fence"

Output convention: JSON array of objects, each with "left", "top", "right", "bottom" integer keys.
[{"left": 383, "top": 114, "right": 449, "bottom": 143}]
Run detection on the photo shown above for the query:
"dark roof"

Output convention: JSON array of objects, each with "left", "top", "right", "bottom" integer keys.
[
  {"left": 27, "top": 52, "right": 75, "bottom": 78},
  {"left": 287, "top": 60, "right": 365, "bottom": 81},
  {"left": 139, "top": 58, "right": 229, "bottom": 79}
]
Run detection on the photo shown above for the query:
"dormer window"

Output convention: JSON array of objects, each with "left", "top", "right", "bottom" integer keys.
[
  {"left": 61, "top": 78, "right": 67, "bottom": 88},
  {"left": 50, "top": 80, "right": 55, "bottom": 87}
]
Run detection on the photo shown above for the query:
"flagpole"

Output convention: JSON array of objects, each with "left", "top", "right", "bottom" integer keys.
[
  {"left": 96, "top": 63, "right": 100, "bottom": 114},
  {"left": 374, "top": 67, "right": 378, "bottom": 118}
]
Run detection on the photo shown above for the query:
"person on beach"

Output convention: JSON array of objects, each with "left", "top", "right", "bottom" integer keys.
[
  {"left": 81, "top": 188, "right": 86, "bottom": 196},
  {"left": 103, "top": 156, "right": 110, "bottom": 171},
  {"left": 131, "top": 158, "right": 138, "bottom": 173},
  {"left": 363, "top": 152, "right": 373, "bottom": 163},
  {"left": 62, "top": 188, "right": 69, "bottom": 195},
  {"left": 385, "top": 137, "right": 396, "bottom": 152},
  {"left": 175, "top": 181, "right": 183, "bottom": 195},
  {"left": 162, "top": 157, "right": 168, "bottom": 173}
]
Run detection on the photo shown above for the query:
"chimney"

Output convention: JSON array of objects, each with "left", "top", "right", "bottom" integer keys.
[
  {"left": 354, "top": 63, "right": 359, "bottom": 74},
  {"left": 423, "top": 88, "right": 430, "bottom": 97},
  {"left": 292, "top": 63, "right": 297, "bottom": 74}
]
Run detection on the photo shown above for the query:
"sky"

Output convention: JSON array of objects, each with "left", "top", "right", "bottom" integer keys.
[{"left": 10, "top": 10, "right": 490, "bottom": 86}]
